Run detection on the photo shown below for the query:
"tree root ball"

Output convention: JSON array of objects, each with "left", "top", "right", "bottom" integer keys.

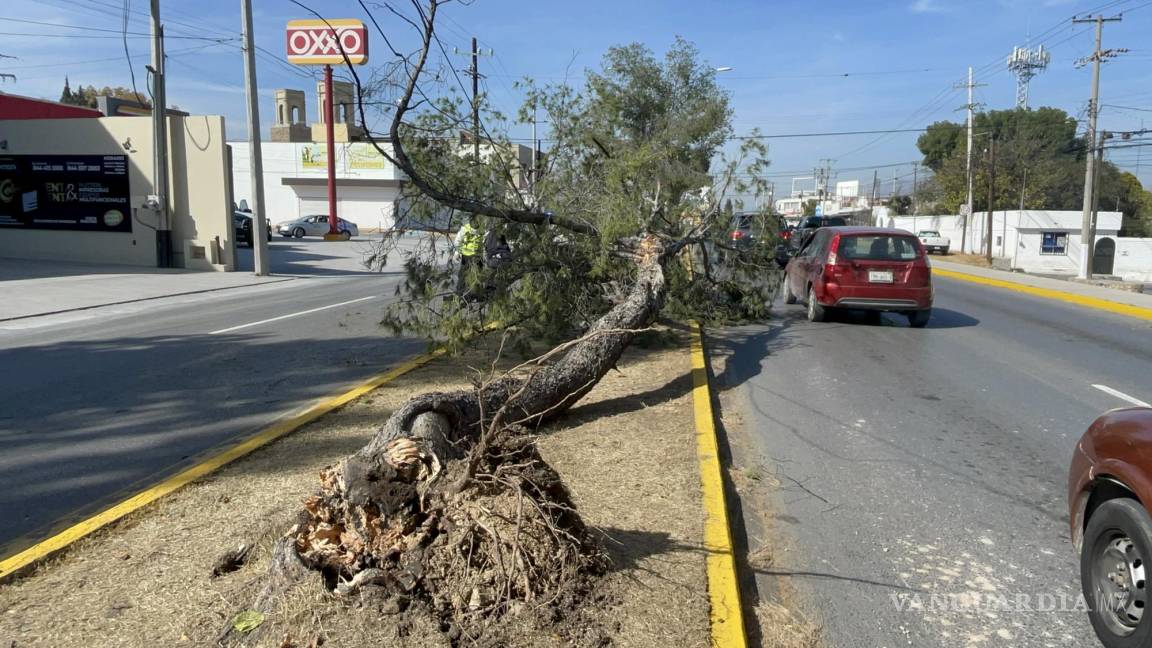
[{"left": 286, "top": 429, "right": 606, "bottom": 638}]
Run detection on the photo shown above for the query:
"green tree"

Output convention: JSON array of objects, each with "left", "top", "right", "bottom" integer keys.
[
  {"left": 58, "top": 80, "right": 148, "bottom": 109},
  {"left": 890, "top": 195, "right": 913, "bottom": 215},
  {"left": 801, "top": 198, "right": 817, "bottom": 217},
  {"left": 917, "top": 121, "right": 964, "bottom": 173},
  {"left": 244, "top": 3, "right": 780, "bottom": 635},
  {"left": 917, "top": 107, "right": 1100, "bottom": 216}
]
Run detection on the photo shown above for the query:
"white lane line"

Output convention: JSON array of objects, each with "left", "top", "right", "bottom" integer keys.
[
  {"left": 210, "top": 296, "right": 377, "bottom": 335},
  {"left": 1092, "top": 384, "right": 1152, "bottom": 408}
]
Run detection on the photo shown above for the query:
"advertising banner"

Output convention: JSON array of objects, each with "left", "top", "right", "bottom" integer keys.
[
  {"left": 0, "top": 154, "right": 132, "bottom": 232},
  {"left": 346, "top": 143, "right": 385, "bottom": 170},
  {"left": 299, "top": 144, "right": 327, "bottom": 169}
]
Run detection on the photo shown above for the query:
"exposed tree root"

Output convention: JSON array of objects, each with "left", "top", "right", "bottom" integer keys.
[{"left": 221, "top": 251, "right": 667, "bottom": 645}]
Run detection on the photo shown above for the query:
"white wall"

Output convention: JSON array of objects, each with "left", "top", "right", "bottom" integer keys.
[
  {"left": 1115, "top": 238, "right": 1152, "bottom": 282},
  {"left": 230, "top": 141, "right": 403, "bottom": 231}
]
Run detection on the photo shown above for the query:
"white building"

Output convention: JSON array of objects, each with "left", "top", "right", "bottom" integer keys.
[
  {"left": 878, "top": 210, "right": 1152, "bottom": 281},
  {"left": 230, "top": 140, "right": 405, "bottom": 232}
]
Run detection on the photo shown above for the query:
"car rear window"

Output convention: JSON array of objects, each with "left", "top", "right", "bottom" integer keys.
[
  {"left": 824, "top": 217, "right": 847, "bottom": 226},
  {"left": 838, "top": 235, "right": 921, "bottom": 261}
]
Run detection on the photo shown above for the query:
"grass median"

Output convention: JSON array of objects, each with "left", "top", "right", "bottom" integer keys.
[{"left": 0, "top": 332, "right": 713, "bottom": 647}]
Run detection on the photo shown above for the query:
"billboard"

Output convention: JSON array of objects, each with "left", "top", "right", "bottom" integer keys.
[
  {"left": 0, "top": 155, "right": 132, "bottom": 232},
  {"left": 346, "top": 143, "right": 385, "bottom": 170},
  {"left": 286, "top": 19, "right": 368, "bottom": 65},
  {"left": 299, "top": 144, "right": 328, "bottom": 169}
]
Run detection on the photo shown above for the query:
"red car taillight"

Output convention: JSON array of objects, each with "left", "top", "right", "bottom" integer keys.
[
  {"left": 731, "top": 230, "right": 744, "bottom": 240},
  {"left": 781, "top": 230, "right": 791, "bottom": 241},
  {"left": 824, "top": 234, "right": 848, "bottom": 278}
]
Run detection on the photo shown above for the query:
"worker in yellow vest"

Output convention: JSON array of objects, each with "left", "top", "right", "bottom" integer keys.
[{"left": 454, "top": 215, "right": 483, "bottom": 298}]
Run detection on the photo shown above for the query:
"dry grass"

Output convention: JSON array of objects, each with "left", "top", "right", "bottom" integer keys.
[
  {"left": 0, "top": 333, "right": 708, "bottom": 647},
  {"left": 938, "top": 252, "right": 992, "bottom": 268}
]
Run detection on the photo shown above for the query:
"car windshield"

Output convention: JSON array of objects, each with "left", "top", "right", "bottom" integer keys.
[
  {"left": 801, "top": 217, "right": 822, "bottom": 228},
  {"left": 919, "top": 231, "right": 940, "bottom": 237},
  {"left": 838, "top": 235, "right": 920, "bottom": 261}
]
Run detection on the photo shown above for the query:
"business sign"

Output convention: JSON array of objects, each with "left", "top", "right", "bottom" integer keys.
[
  {"left": 286, "top": 19, "right": 368, "bottom": 65},
  {"left": 0, "top": 155, "right": 131, "bottom": 232}
]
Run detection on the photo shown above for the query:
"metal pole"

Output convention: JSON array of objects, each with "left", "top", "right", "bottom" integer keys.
[
  {"left": 324, "top": 64, "right": 339, "bottom": 238},
  {"left": 1078, "top": 16, "right": 1104, "bottom": 279},
  {"left": 964, "top": 66, "right": 974, "bottom": 254},
  {"left": 986, "top": 136, "right": 996, "bottom": 265},
  {"left": 240, "top": 0, "right": 269, "bottom": 275},
  {"left": 150, "top": 0, "right": 171, "bottom": 267}
]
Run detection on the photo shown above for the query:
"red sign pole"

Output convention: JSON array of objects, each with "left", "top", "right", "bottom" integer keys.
[{"left": 324, "top": 64, "right": 339, "bottom": 238}]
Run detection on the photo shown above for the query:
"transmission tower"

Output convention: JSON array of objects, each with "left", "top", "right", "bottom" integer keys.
[{"left": 1006, "top": 45, "right": 1050, "bottom": 109}]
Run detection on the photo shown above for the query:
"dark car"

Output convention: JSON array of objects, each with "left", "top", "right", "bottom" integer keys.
[
  {"left": 782, "top": 227, "right": 933, "bottom": 327},
  {"left": 791, "top": 215, "right": 847, "bottom": 251},
  {"left": 730, "top": 214, "right": 756, "bottom": 247},
  {"left": 1068, "top": 407, "right": 1152, "bottom": 647},
  {"left": 234, "top": 211, "right": 271, "bottom": 247}
]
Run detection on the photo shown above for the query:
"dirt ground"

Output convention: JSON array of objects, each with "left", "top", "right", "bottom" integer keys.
[
  {"left": 0, "top": 334, "right": 709, "bottom": 647},
  {"left": 938, "top": 252, "right": 992, "bottom": 268}
]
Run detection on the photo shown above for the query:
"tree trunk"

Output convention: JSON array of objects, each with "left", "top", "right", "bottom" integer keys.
[{"left": 236, "top": 246, "right": 669, "bottom": 637}]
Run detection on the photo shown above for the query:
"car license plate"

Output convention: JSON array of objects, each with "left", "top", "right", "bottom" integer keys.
[{"left": 868, "top": 270, "right": 894, "bottom": 283}]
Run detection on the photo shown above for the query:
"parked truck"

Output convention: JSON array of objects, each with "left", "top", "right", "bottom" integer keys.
[{"left": 917, "top": 230, "right": 950, "bottom": 255}]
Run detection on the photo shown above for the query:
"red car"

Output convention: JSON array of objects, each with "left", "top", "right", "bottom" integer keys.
[
  {"left": 782, "top": 227, "right": 933, "bottom": 327},
  {"left": 1068, "top": 407, "right": 1152, "bottom": 647}
]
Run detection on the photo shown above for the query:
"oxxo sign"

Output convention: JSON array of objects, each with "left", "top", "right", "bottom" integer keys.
[{"left": 286, "top": 19, "right": 369, "bottom": 65}]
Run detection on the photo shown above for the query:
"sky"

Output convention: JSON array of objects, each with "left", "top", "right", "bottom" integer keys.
[{"left": 4, "top": 0, "right": 1151, "bottom": 206}]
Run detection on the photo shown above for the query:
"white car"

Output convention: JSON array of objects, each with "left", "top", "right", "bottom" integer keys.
[
  {"left": 917, "top": 230, "right": 950, "bottom": 255},
  {"left": 277, "top": 215, "right": 360, "bottom": 240}
]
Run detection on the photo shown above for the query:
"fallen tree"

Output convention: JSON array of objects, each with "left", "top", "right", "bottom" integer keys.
[{"left": 229, "top": 1, "right": 778, "bottom": 643}]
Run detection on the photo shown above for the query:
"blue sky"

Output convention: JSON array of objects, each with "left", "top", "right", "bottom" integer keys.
[{"left": 5, "top": 0, "right": 1152, "bottom": 201}]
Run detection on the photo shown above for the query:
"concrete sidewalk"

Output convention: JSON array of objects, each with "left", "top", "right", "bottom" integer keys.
[
  {"left": 0, "top": 257, "right": 291, "bottom": 321},
  {"left": 933, "top": 259, "right": 1152, "bottom": 310}
]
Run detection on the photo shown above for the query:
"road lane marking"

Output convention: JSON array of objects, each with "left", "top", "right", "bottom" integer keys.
[
  {"left": 0, "top": 348, "right": 442, "bottom": 581},
  {"left": 690, "top": 322, "right": 749, "bottom": 648},
  {"left": 1092, "top": 384, "right": 1152, "bottom": 408},
  {"left": 209, "top": 295, "right": 377, "bottom": 334},
  {"left": 933, "top": 268, "right": 1152, "bottom": 322}
]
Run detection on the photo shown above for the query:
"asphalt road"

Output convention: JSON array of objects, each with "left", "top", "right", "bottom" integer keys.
[
  {"left": 715, "top": 275, "right": 1152, "bottom": 648},
  {"left": 0, "top": 239, "right": 426, "bottom": 557}
]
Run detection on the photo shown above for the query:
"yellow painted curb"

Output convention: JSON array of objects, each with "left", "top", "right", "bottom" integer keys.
[
  {"left": 0, "top": 349, "right": 443, "bottom": 581},
  {"left": 934, "top": 268, "right": 1152, "bottom": 322},
  {"left": 690, "top": 322, "right": 748, "bottom": 648}
]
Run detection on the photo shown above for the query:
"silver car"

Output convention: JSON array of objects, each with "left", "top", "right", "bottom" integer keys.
[{"left": 276, "top": 214, "right": 360, "bottom": 240}]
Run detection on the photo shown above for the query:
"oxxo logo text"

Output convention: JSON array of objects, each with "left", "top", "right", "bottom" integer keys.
[{"left": 286, "top": 19, "right": 368, "bottom": 65}]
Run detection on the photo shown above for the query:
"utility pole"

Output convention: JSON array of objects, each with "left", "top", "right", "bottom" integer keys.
[
  {"left": 955, "top": 66, "right": 986, "bottom": 254},
  {"left": 1073, "top": 13, "right": 1124, "bottom": 279},
  {"left": 870, "top": 169, "right": 879, "bottom": 208},
  {"left": 530, "top": 99, "right": 538, "bottom": 202},
  {"left": 1089, "top": 130, "right": 1111, "bottom": 272},
  {"left": 240, "top": 0, "right": 269, "bottom": 275},
  {"left": 150, "top": 0, "right": 171, "bottom": 267},
  {"left": 891, "top": 169, "right": 898, "bottom": 197},
  {"left": 985, "top": 136, "right": 997, "bottom": 265},
  {"left": 471, "top": 37, "right": 480, "bottom": 160},
  {"left": 912, "top": 163, "right": 919, "bottom": 215},
  {"left": 455, "top": 39, "right": 492, "bottom": 161}
]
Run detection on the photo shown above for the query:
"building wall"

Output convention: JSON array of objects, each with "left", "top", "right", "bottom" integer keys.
[
  {"left": 0, "top": 115, "right": 233, "bottom": 269},
  {"left": 1115, "top": 238, "right": 1152, "bottom": 282},
  {"left": 230, "top": 141, "right": 403, "bottom": 231}
]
